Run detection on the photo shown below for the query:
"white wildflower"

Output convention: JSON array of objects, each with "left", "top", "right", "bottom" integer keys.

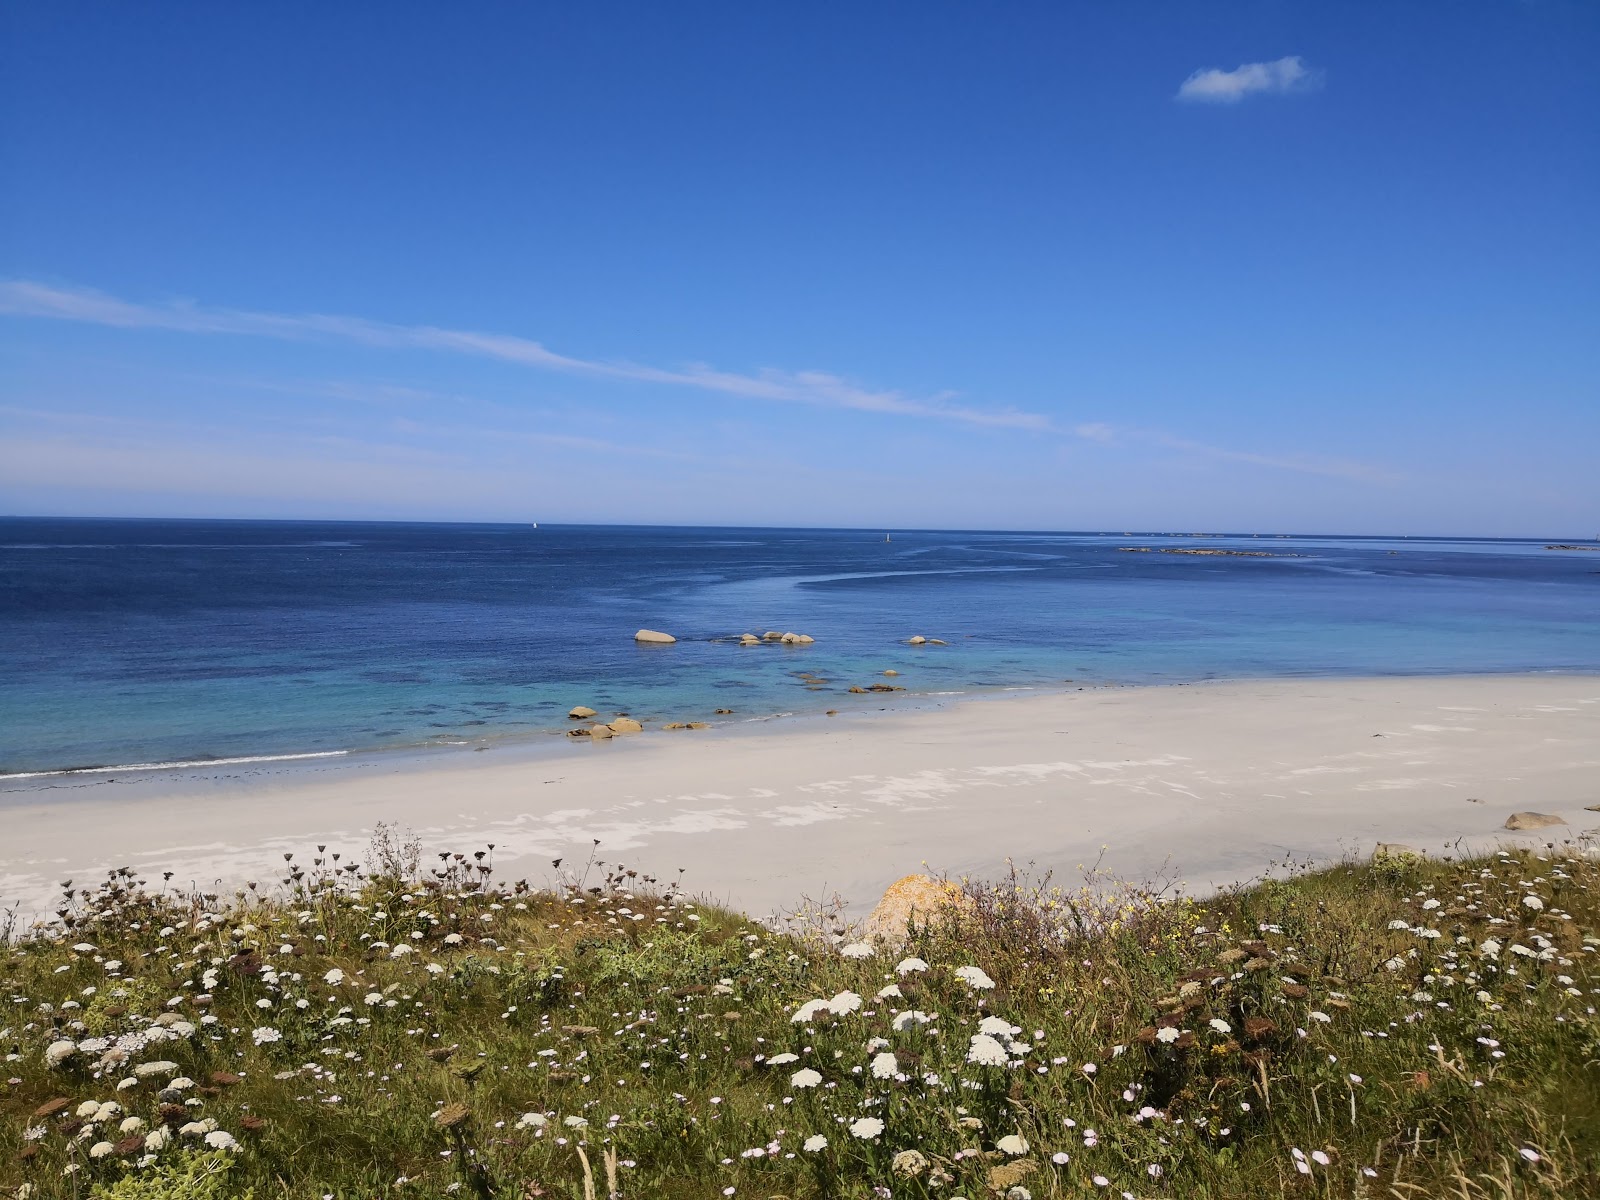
[
  {"left": 804, "top": 1134, "right": 828, "bottom": 1152},
  {"left": 896, "top": 956, "right": 929, "bottom": 975},
  {"left": 955, "top": 965, "right": 995, "bottom": 989},
  {"left": 871, "top": 1051, "right": 899, "bottom": 1079},
  {"left": 791, "top": 999, "right": 830, "bottom": 1023},
  {"left": 997, "top": 1134, "right": 1029, "bottom": 1155},
  {"left": 790, "top": 1068, "right": 823, "bottom": 1089},
  {"left": 966, "top": 1033, "right": 1009, "bottom": 1066},
  {"left": 840, "top": 942, "right": 874, "bottom": 959},
  {"left": 849, "top": 1116, "right": 885, "bottom": 1139},
  {"left": 827, "top": 991, "right": 863, "bottom": 1016}
]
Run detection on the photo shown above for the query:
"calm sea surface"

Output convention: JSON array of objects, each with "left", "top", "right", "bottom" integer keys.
[{"left": 2, "top": 518, "right": 1597, "bottom": 777}]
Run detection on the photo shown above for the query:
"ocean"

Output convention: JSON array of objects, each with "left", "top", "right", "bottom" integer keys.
[{"left": 2, "top": 517, "right": 1597, "bottom": 779}]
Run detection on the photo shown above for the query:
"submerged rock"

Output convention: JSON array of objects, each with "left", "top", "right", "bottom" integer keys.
[{"left": 634, "top": 629, "right": 677, "bottom": 644}]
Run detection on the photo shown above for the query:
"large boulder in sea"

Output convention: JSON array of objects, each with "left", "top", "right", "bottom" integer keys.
[
  {"left": 907, "top": 636, "right": 927, "bottom": 645},
  {"left": 1504, "top": 812, "right": 1566, "bottom": 831},
  {"left": 635, "top": 629, "right": 677, "bottom": 644},
  {"left": 861, "top": 875, "right": 971, "bottom": 945},
  {"left": 588, "top": 724, "right": 615, "bottom": 739},
  {"left": 568, "top": 706, "right": 597, "bottom": 719},
  {"left": 607, "top": 717, "right": 643, "bottom": 734}
]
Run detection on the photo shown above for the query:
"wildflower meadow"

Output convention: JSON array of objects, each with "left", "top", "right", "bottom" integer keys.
[{"left": 3, "top": 827, "right": 1598, "bottom": 1198}]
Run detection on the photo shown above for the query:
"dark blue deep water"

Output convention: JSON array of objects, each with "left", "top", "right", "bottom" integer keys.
[{"left": 2, "top": 518, "right": 1597, "bottom": 776}]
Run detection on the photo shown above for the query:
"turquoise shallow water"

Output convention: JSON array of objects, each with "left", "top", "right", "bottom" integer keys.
[{"left": 2, "top": 518, "right": 1597, "bottom": 777}]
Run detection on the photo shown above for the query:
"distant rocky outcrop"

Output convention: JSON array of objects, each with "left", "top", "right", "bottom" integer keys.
[
  {"left": 1546, "top": 545, "right": 1600, "bottom": 552},
  {"left": 1118, "top": 547, "right": 1302, "bottom": 558},
  {"left": 635, "top": 629, "right": 677, "bottom": 644},
  {"left": 1504, "top": 812, "right": 1566, "bottom": 831}
]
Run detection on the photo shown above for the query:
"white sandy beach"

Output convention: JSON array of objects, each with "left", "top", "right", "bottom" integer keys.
[{"left": 3, "top": 675, "right": 1598, "bottom": 925}]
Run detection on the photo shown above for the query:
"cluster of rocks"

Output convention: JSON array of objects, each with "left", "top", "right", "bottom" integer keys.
[
  {"left": 905, "top": 635, "right": 948, "bottom": 645},
  {"left": 849, "top": 683, "right": 906, "bottom": 694},
  {"left": 738, "top": 630, "right": 815, "bottom": 645},
  {"left": 565, "top": 704, "right": 718, "bottom": 738},
  {"left": 565, "top": 706, "right": 644, "bottom": 739}
]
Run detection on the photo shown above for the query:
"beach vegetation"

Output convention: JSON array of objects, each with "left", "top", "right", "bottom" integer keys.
[{"left": 2, "top": 834, "right": 1597, "bottom": 1198}]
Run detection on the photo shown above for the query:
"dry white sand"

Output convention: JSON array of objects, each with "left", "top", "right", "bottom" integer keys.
[{"left": 3, "top": 675, "right": 1597, "bottom": 925}]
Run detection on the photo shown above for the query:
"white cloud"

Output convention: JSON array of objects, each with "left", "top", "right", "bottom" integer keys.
[
  {"left": 0, "top": 280, "right": 1049, "bottom": 432},
  {"left": 1175, "top": 56, "right": 1322, "bottom": 104}
]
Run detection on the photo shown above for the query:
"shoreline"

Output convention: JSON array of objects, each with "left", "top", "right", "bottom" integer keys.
[
  {"left": 3, "top": 673, "right": 1598, "bottom": 926},
  {"left": 5, "top": 664, "right": 1596, "bottom": 791}
]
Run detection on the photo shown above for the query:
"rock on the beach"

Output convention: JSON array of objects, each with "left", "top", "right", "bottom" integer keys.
[
  {"left": 1372, "top": 843, "right": 1421, "bottom": 860},
  {"left": 607, "top": 717, "right": 643, "bottom": 734},
  {"left": 1504, "top": 811, "right": 1566, "bottom": 831},
  {"left": 861, "top": 874, "right": 970, "bottom": 945},
  {"left": 568, "top": 706, "right": 597, "bottom": 719},
  {"left": 566, "top": 727, "right": 591, "bottom": 738},
  {"left": 588, "top": 724, "right": 614, "bottom": 739},
  {"left": 635, "top": 629, "right": 677, "bottom": 644},
  {"left": 663, "top": 721, "right": 711, "bottom": 731}
]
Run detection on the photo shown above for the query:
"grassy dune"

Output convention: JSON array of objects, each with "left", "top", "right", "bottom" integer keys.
[{"left": 3, "top": 829, "right": 1598, "bottom": 1199}]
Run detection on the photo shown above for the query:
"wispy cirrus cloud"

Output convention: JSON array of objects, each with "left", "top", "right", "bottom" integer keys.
[
  {"left": 0, "top": 279, "right": 1049, "bottom": 431},
  {"left": 1176, "top": 56, "right": 1322, "bottom": 104}
]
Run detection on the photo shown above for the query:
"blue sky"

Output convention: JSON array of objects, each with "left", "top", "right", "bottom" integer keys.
[{"left": 2, "top": 2, "right": 1596, "bottom": 534}]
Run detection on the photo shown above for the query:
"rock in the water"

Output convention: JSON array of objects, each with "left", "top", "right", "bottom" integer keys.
[
  {"left": 714, "top": 708, "right": 733, "bottom": 714},
  {"left": 607, "top": 717, "right": 643, "bottom": 734},
  {"left": 739, "top": 634, "right": 760, "bottom": 644},
  {"left": 926, "top": 638, "right": 948, "bottom": 645},
  {"left": 566, "top": 727, "right": 592, "bottom": 738},
  {"left": 907, "top": 636, "right": 926, "bottom": 645},
  {"left": 763, "top": 631, "right": 784, "bottom": 641},
  {"left": 848, "top": 685, "right": 866, "bottom": 694},
  {"left": 588, "top": 724, "right": 614, "bottom": 739},
  {"left": 780, "top": 632, "right": 800, "bottom": 643},
  {"left": 1372, "top": 842, "right": 1420, "bottom": 860},
  {"left": 1586, "top": 804, "right": 1600, "bottom": 813},
  {"left": 883, "top": 669, "right": 899, "bottom": 676},
  {"left": 568, "top": 705, "right": 597, "bottom": 719},
  {"left": 1504, "top": 811, "right": 1566, "bottom": 831},
  {"left": 634, "top": 629, "right": 677, "bottom": 644},
  {"left": 861, "top": 875, "right": 970, "bottom": 945},
  {"left": 795, "top": 633, "right": 815, "bottom": 643}
]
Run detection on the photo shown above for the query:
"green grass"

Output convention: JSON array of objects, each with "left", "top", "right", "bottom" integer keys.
[{"left": 3, "top": 828, "right": 1598, "bottom": 1198}]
